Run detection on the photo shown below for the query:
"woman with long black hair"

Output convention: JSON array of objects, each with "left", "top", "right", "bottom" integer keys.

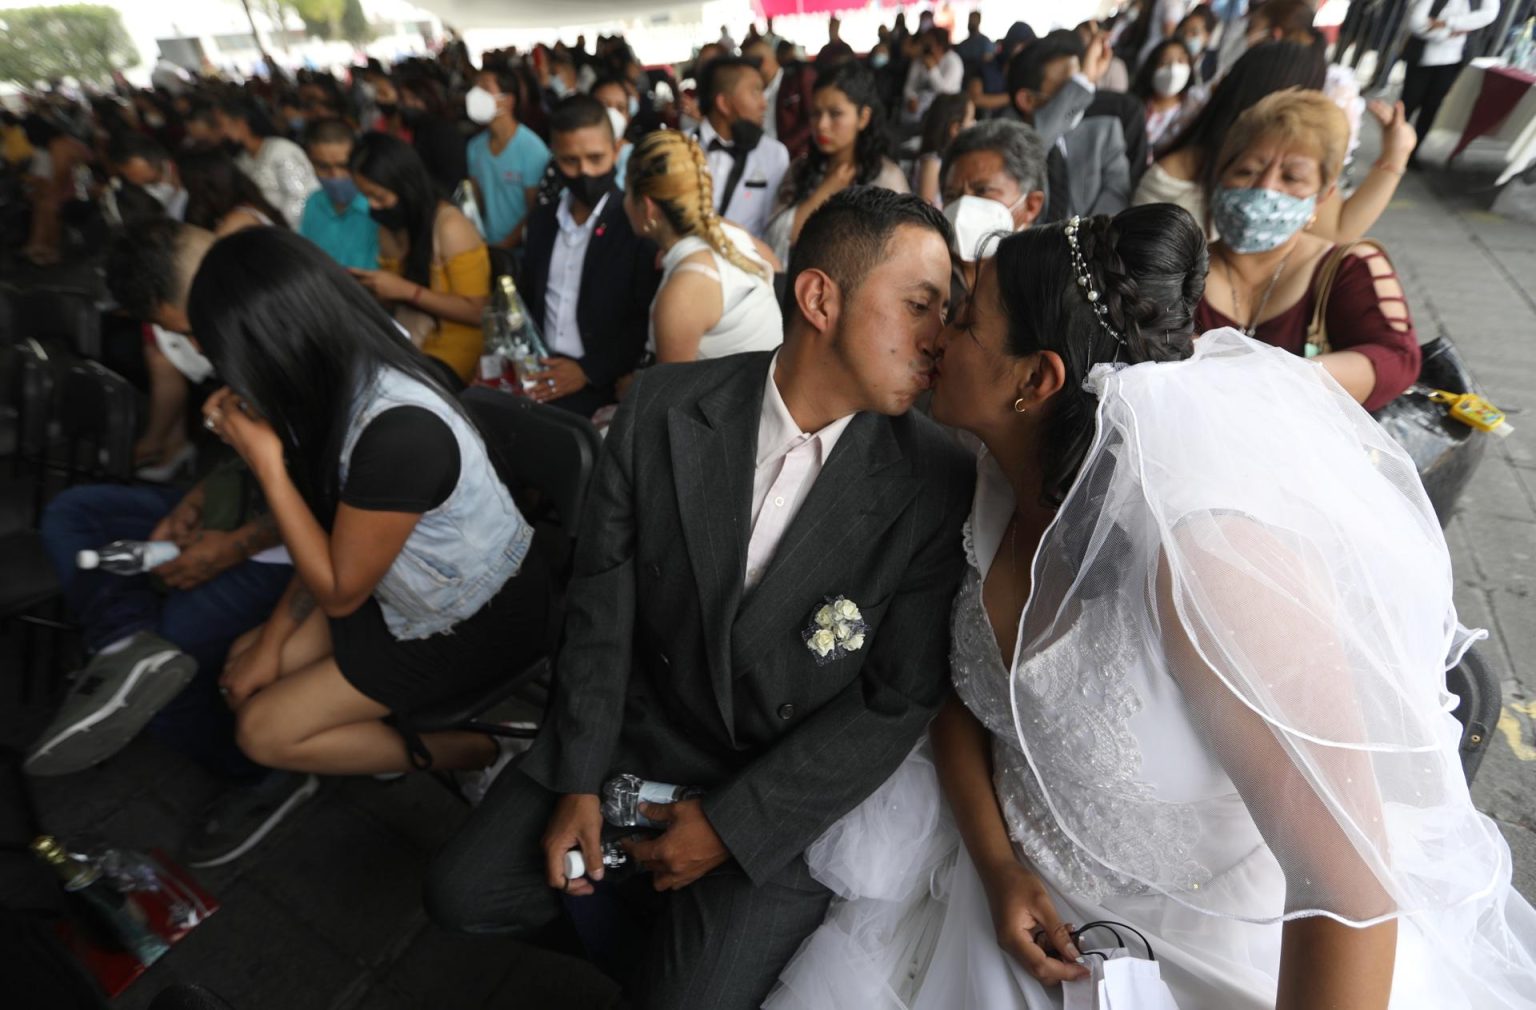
[
  {"left": 347, "top": 133, "right": 490, "bottom": 383},
  {"left": 195, "top": 228, "right": 545, "bottom": 790},
  {"left": 762, "top": 61, "right": 908, "bottom": 263}
]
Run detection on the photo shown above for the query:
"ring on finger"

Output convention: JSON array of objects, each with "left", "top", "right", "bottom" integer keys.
[{"left": 203, "top": 415, "right": 219, "bottom": 431}]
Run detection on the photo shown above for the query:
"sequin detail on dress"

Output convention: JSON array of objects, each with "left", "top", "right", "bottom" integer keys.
[{"left": 950, "top": 521, "right": 1209, "bottom": 901}]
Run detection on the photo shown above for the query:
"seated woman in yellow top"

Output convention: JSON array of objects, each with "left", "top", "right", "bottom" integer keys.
[{"left": 348, "top": 134, "right": 489, "bottom": 382}]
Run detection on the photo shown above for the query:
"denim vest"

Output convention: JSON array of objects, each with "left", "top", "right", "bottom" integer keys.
[{"left": 339, "top": 367, "right": 533, "bottom": 640}]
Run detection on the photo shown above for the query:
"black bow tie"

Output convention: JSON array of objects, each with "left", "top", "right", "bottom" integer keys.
[{"left": 707, "top": 137, "right": 735, "bottom": 155}]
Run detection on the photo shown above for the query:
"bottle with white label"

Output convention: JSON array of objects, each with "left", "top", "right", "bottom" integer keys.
[
  {"left": 600, "top": 773, "right": 702, "bottom": 828},
  {"left": 77, "top": 540, "right": 181, "bottom": 575}
]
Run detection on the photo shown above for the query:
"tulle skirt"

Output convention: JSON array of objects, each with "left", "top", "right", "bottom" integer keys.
[{"left": 764, "top": 743, "right": 1536, "bottom": 1010}]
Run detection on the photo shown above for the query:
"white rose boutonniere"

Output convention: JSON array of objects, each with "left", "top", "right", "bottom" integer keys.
[{"left": 802, "top": 595, "right": 871, "bottom": 666}]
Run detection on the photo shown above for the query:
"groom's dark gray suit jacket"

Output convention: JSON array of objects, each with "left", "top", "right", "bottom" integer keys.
[{"left": 520, "top": 351, "right": 974, "bottom": 885}]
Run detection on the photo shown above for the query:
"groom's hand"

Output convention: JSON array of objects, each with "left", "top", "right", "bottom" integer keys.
[
  {"left": 543, "top": 793, "right": 605, "bottom": 897},
  {"left": 621, "top": 799, "right": 729, "bottom": 891}
]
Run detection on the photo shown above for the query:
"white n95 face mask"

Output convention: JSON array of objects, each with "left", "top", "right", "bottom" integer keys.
[
  {"left": 152, "top": 324, "right": 214, "bottom": 384},
  {"left": 1152, "top": 62, "right": 1191, "bottom": 98},
  {"left": 465, "top": 86, "right": 499, "bottom": 125},
  {"left": 944, "top": 195, "right": 1016, "bottom": 263}
]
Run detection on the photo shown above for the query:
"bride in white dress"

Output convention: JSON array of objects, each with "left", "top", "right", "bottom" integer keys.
[{"left": 766, "top": 204, "right": 1536, "bottom": 1009}]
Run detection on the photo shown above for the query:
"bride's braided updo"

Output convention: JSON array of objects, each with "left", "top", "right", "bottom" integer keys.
[{"left": 993, "top": 203, "right": 1209, "bottom": 506}]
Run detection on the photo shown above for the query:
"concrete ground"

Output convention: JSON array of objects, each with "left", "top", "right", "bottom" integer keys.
[
  {"left": 2, "top": 109, "right": 1533, "bottom": 1010},
  {"left": 1372, "top": 139, "right": 1536, "bottom": 901}
]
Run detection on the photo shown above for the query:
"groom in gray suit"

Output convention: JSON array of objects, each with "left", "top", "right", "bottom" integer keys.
[{"left": 427, "top": 187, "right": 973, "bottom": 1009}]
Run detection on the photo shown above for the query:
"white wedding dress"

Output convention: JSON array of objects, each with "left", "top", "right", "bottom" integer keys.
[{"left": 766, "top": 329, "right": 1536, "bottom": 1010}]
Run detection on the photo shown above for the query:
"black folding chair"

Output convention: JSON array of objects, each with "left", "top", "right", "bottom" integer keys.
[
  {"left": 0, "top": 361, "right": 140, "bottom": 699},
  {"left": 7, "top": 288, "right": 101, "bottom": 361},
  {"left": 1447, "top": 644, "right": 1501, "bottom": 785},
  {"left": 0, "top": 341, "right": 61, "bottom": 535},
  {"left": 397, "top": 390, "right": 601, "bottom": 779}
]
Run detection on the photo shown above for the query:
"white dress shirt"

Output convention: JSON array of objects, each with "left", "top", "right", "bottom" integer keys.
[
  {"left": 745, "top": 353, "right": 855, "bottom": 589},
  {"left": 762, "top": 68, "right": 783, "bottom": 141},
  {"left": 1408, "top": 0, "right": 1499, "bottom": 66},
  {"left": 697, "top": 118, "right": 791, "bottom": 240},
  {"left": 543, "top": 190, "right": 609, "bottom": 360},
  {"left": 903, "top": 49, "right": 966, "bottom": 107}
]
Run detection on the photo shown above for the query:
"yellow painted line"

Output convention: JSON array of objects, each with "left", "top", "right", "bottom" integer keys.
[{"left": 1498, "top": 700, "right": 1536, "bottom": 762}]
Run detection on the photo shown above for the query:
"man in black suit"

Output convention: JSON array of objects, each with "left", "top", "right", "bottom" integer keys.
[
  {"left": 520, "top": 95, "right": 659, "bottom": 417},
  {"left": 427, "top": 187, "right": 974, "bottom": 1009}
]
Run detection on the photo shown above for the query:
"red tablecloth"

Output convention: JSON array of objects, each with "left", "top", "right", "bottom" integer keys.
[{"left": 1453, "top": 65, "right": 1536, "bottom": 159}]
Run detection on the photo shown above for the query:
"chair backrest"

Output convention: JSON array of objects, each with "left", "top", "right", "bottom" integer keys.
[
  {"left": 1, "top": 341, "right": 58, "bottom": 461},
  {"left": 9, "top": 289, "right": 100, "bottom": 360},
  {"left": 459, "top": 388, "right": 602, "bottom": 551},
  {"left": 57, "top": 361, "right": 138, "bottom": 481}
]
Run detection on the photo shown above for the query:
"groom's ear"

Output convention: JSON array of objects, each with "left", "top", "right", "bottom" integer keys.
[{"left": 792, "top": 267, "right": 840, "bottom": 337}]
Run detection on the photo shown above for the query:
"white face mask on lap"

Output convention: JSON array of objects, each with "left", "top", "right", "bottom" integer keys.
[
  {"left": 1152, "top": 62, "right": 1191, "bottom": 98},
  {"left": 465, "top": 86, "right": 499, "bottom": 125}
]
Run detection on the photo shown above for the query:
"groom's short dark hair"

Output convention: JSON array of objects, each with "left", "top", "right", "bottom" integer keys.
[{"left": 785, "top": 187, "right": 953, "bottom": 311}]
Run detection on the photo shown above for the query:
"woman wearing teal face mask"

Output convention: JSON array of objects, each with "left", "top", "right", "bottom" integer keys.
[{"left": 1194, "top": 90, "right": 1421, "bottom": 411}]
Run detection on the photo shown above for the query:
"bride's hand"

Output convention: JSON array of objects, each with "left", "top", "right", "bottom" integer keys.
[{"left": 984, "top": 861, "right": 1091, "bottom": 984}]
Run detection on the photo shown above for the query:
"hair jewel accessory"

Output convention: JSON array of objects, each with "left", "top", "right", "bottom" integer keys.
[{"left": 1063, "top": 216, "right": 1126, "bottom": 348}]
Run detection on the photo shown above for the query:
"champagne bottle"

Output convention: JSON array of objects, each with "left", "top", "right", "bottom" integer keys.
[
  {"left": 32, "top": 836, "right": 170, "bottom": 965},
  {"left": 482, "top": 274, "right": 551, "bottom": 394}
]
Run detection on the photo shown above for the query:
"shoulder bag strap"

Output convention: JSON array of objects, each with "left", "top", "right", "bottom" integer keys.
[{"left": 1304, "top": 240, "right": 1377, "bottom": 358}]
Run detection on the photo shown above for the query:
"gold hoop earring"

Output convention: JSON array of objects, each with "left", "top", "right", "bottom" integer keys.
[{"left": 1013, "top": 398, "right": 1028, "bottom": 414}]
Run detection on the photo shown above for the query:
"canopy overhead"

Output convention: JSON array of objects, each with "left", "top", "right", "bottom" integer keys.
[{"left": 408, "top": 0, "right": 702, "bottom": 31}]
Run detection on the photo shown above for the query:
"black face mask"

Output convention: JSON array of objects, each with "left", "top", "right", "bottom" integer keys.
[
  {"left": 399, "top": 105, "right": 426, "bottom": 127},
  {"left": 369, "top": 204, "right": 408, "bottom": 230},
  {"left": 560, "top": 168, "right": 615, "bottom": 211},
  {"left": 376, "top": 102, "right": 398, "bottom": 119},
  {"left": 221, "top": 139, "right": 244, "bottom": 157},
  {"left": 730, "top": 119, "right": 764, "bottom": 154}
]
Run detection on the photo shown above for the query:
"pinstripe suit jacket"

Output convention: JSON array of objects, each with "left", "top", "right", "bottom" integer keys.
[{"left": 520, "top": 351, "right": 974, "bottom": 885}]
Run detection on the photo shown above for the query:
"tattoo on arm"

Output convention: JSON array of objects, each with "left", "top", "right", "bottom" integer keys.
[
  {"left": 235, "top": 513, "right": 281, "bottom": 559},
  {"left": 289, "top": 588, "right": 316, "bottom": 624}
]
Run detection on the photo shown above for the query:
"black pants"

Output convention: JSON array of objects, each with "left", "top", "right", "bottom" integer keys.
[
  {"left": 1402, "top": 61, "right": 1464, "bottom": 146},
  {"left": 425, "top": 768, "right": 832, "bottom": 1010}
]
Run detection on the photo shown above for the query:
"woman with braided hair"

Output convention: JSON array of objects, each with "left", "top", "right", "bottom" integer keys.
[
  {"left": 770, "top": 203, "right": 1536, "bottom": 1008},
  {"left": 623, "top": 129, "right": 783, "bottom": 365}
]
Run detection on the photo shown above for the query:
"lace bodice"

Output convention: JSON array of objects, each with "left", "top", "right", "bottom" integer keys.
[{"left": 950, "top": 521, "right": 1209, "bottom": 902}]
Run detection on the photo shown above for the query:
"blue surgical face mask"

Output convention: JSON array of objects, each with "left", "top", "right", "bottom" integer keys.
[
  {"left": 321, "top": 175, "right": 359, "bottom": 208},
  {"left": 627, "top": 95, "right": 639, "bottom": 117},
  {"left": 1212, "top": 186, "right": 1317, "bottom": 254},
  {"left": 870, "top": 51, "right": 890, "bottom": 69},
  {"left": 550, "top": 75, "right": 572, "bottom": 99}
]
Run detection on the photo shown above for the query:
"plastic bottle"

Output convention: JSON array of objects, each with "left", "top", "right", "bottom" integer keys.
[
  {"left": 77, "top": 540, "right": 180, "bottom": 575},
  {"left": 601, "top": 773, "right": 702, "bottom": 828}
]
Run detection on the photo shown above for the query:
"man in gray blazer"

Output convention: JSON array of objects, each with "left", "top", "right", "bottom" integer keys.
[
  {"left": 427, "top": 187, "right": 974, "bottom": 1009},
  {"left": 1005, "top": 35, "right": 1132, "bottom": 220}
]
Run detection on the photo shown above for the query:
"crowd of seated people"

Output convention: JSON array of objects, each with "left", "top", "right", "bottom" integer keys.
[{"left": 0, "top": 6, "right": 1466, "bottom": 1004}]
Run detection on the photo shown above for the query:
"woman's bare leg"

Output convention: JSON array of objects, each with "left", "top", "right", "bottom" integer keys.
[{"left": 235, "top": 654, "right": 498, "bottom": 775}]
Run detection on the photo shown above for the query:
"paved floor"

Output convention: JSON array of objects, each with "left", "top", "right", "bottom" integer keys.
[
  {"left": 2, "top": 122, "right": 1534, "bottom": 1010},
  {"left": 1372, "top": 141, "right": 1536, "bottom": 901}
]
